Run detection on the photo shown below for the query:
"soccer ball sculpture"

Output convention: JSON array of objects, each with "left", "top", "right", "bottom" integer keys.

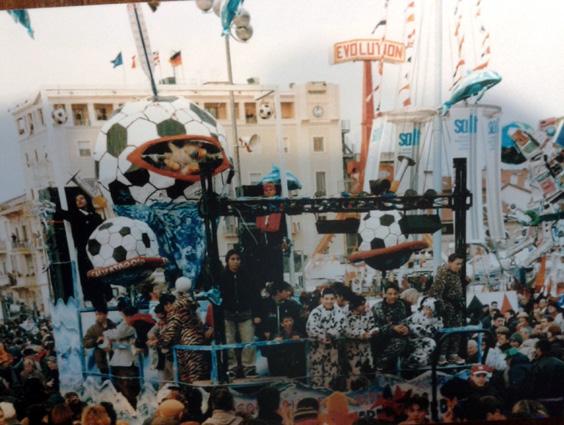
[
  {"left": 52, "top": 107, "right": 68, "bottom": 125},
  {"left": 258, "top": 102, "right": 273, "bottom": 119},
  {"left": 358, "top": 210, "right": 406, "bottom": 251},
  {"left": 94, "top": 97, "right": 231, "bottom": 205},
  {"left": 86, "top": 216, "right": 165, "bottom": 287}
]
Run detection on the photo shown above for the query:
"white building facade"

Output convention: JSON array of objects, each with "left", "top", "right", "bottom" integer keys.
[{"left": 8, "top": 82, "right": 348, "bottom": 301}]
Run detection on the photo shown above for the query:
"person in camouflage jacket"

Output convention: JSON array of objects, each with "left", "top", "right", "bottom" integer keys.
[
  {"left": 428, "top": 252, "right": 466, "bottom": 365},
  {"left": 371, "top": 283, "right": 411, "bottom": 372}
]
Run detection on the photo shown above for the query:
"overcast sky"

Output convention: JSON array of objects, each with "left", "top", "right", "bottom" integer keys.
[{"left": 1, "top": 0, "right": 563, "bottom": 202}]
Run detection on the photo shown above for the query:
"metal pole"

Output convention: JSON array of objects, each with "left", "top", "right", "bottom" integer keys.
[
  {"left": 453, "top": 158, "right": 469, "bottom": 281},
  {"left": 432, "top": 0, "right": 443, "bottom": 272},
  {"left": 273, "top": 91, "right": 296, "bottom": 287},
  {"left": 224, "top": 36, "right": 242, "bottom": 192}
]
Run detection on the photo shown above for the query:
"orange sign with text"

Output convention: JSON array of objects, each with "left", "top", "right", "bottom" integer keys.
[{"left": 332, "top": 39, "right": 406, "bottom": 64}]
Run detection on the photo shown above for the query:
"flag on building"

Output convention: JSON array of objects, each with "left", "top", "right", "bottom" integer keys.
[
  {"left": 7, "top": 10, "right": 34, "bottom": 38},
  {"left": 169, "top": 50, "right": 182, "bottom": 67},
  {"left": 153, "top": 51, "right": 160, "bottom": 66},
  {"left": 131, "top": 55, "right": 137, "bottom": 69},
  {"left": 111, "top": 52, "right": 123, "bottom": 68}
]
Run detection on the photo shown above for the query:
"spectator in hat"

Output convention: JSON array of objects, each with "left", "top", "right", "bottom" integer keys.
[
  {"left": 467, "top": 365, "right": 499, "bottom": 400},
  {"left": 504, "top": 347, "right": 532, "bottom": 406},
  {"left": 518, "top": 327, "right": 538, "bottom": 361},
  {"left": 83, "top": 306, "right": 116, "bottom": 378},
  {"left": 509, "top": 332, "right": 523, "bottom": 349},
  {"left": 293, "top": 398, "right": 320, "bottom": 425},
  {"left": 516, "top": 312, "right": 530, "bottom": 331}
]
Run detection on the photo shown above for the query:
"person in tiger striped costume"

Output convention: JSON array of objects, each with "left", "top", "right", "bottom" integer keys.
[{"left": 159, "top": 277, "right": 209, "bottom": 383}]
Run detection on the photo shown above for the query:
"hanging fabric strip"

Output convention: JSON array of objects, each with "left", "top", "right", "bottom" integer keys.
[
  {"left": 450, "top": 0, "right": 466, "bottom": 90},
  {"left": 399, "top": 0, "right": 416, "bottom": 109},
  {"left": 473, "top": 0, "right": 492, "bottom": 71},
  {"left": 369, "top": 0, "right": 390, "bottom": 111}
]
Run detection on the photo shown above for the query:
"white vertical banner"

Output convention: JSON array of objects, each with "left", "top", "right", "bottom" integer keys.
[
  {"left": 484, "top": 113, "right": 505, "bottom": 241},
  {"left": 445, "top": 106, "right": 485, "bottom": 244},
  {"left": 363, "top": 117, "right": 388, "bottom": 192}
]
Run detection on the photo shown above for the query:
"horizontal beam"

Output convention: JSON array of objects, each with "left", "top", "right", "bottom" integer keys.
[
  {"left": 0, "top": 0, "right": 166, "bottom": 11},
  {"left": 211, "top": 193, "right": 472, "bottom": 217}
]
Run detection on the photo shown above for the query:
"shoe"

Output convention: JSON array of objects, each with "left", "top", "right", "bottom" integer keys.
[
  {"left": 438, "top": 355, "right": 448, "bottom": 366},
  {"left": 448, "top": 355, "right": 465, "bottom": 365},
  {"left": 244, "top": 366, "right": 257, "bottom": 377}
]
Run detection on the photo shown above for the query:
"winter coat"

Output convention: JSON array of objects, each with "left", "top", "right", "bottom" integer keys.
[
  {"left": 530, "top": 355, "right": 564, "bottom": 399},
  {"left": 219, "top": 267, "right": 261, "bottom": 321},
  {"left": 372, "top": 299, "right": 410, "bottom": 339},
  {"left": 261, "top": 297, "right": 303, "bottom": 338},
  {"left": 83, "top": 319, "right": 116, "bottom": 372}
]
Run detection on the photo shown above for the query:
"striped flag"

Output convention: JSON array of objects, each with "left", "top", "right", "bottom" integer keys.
[
  {"left": 131, "top": 55, "right": 137, "bottom": 69},
  {"left": 169, "top": 50, "right": 182, "bottom": 67},
  {"left": 152, "top": 51, "right": 160, "bottom": 66}
]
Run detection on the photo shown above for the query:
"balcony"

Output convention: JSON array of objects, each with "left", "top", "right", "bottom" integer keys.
[
  {"left": 0, "top": 274, "right": 11, "bottom": 288},
  {"left": 12, "top": 240, "right": 32, "bottom": 252},
  {"left": 0, "top": 241, "right": 7, "bottom": 252}
]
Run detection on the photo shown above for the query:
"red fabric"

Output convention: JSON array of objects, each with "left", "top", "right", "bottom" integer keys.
[
  {"left": 256, "top": 213, "right": 282, "bottom": 232},
  {"left": 206, "top": 303, "right": 214, "bottom": 328},
  {"left": 130, "top": 313, "right": 155, "bottom": 326}
]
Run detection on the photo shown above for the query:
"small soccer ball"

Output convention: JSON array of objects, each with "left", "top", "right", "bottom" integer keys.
[
  {"left": 258, "top": 102, "right": 273, "bottom": 119},
  {"left": 357, "top": 210, "right": 406, "bottom": 251},
  {"left": 94, "top": 97, "right": 231, "bottom": 205},
  {"left": 86, "top": 216, "right": 159, "bottom": 268},
  {"left": 52, "top": 107, "right": 68, "bottom": 125}
]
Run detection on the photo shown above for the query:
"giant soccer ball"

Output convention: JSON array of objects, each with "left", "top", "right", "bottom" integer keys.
[
  {"left": 52, "top": 107, "right": 68, "bottom": 125},
  {"left": 357, "top": 210, "right": 407, "bottom": 251},
  {"left": 258, "top": 102, "right": 273, "bottom": 119},
  {"left": 86, "top": 216, "right": 159, "bottom": 268},
  {"left": 94, "top": 98, "right": 231, "bottom": 205}
]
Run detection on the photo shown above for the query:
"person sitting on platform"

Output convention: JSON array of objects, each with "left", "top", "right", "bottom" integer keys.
[{"left": 372, "top": 282, "right": 410, "bottom": 372}]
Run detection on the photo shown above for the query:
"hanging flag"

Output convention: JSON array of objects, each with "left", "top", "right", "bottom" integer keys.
[
  {"left": 127, "top": 3, "right": 156, "bottom": 83},
  {"left": 131, "top": 55, "right": 137, "bottom": 69},
  {"left": 371, "top": 19, "right": 387, "bottom": 34},
  {"left": 7, "top": 10, "right": 34, "bottom": 38},
  {"left": 169, "top": 50, "right": 182, "bottom": 67},
  {"left": 111, "top": 52, "right": 123, "bottom": 68},
  {"left": 152, "top": 50, "right": 160, "bottom": 65},
  {"left": 406, "top": 14, "right": 415, "bottom": 22}
]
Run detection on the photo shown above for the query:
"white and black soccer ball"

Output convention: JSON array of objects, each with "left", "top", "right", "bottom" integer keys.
[
  {"left": 357, "top": 210, "right": 406, "bottom": 251},
  {"left": 94, "top": 98, "right": 231, "bottom": 205},
  {"left": 52, "top": 107, "right": 68, "bottom": 125},
  {"left": 86, "top": 216, "right": 159, "bottom": 268},
  {"left": 258, "top": 102, "right": 273, "bottom": 119}
]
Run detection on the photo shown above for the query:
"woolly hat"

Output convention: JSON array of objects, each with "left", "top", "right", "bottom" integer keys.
[
  {"left": 174, "top": 277, "right": 192, "bottom": 294},
  {"left": 509, "top": 333, "right": 523, "bottom": 344},
  {"left": 294, "top": 398, "right": 319, "bottom": 421}
]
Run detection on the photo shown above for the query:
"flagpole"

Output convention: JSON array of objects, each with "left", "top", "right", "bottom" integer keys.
[{"left": 132, "top": 4, "right": 158, "bottom": 97}]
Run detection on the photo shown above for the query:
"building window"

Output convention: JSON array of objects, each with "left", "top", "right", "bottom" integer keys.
[
  {"left": 17, "top": 118, "right": 26, "bottom": 135},
  {"left": 78, "top": 141, "right": 91, "bottom": 157},
  {"left": 71, "top": 104, "right": 89, "bottom": 126},
  {"left": 37, "top": 108, "right": 45, "bottom": 126},
  {"left": 204, "top": 103, "right": 227, "bottom": 119},
  {"left": 281, "top": 102, "right": 294, "bottom": 119},
  {"left": 313, "top": 136, "right": 325, "bottom": 152},
  {"left": 34, "top": 150, "right": 39, "bottom": 162},
  {"left": 25, "top": 153, "right": 30, "bottom": 167},
  {"left": 315, "top": 171, "right": 327, "bottom": 196},
  {"left": 245, "top": 103, "right": 257, "bottom": 124},
  {"left": 27, "top": 113, "right": 34, "bottom": 135},
  {"left": 94, "top": 104, "right": 113, "bottom": 121},
  {"left": 249, "top": 172, "right": 262, "bottom": 185}
]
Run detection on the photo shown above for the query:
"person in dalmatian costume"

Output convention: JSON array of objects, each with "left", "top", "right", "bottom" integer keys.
[
  {"left": 306, "top": 287, "right": 344, "bottom": 388},
  {"left": 405, "top": 296, "right": 444, "bottom": 368},
  {"left": 342, "top": 294, "right": 379, "bottom": 385}
]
